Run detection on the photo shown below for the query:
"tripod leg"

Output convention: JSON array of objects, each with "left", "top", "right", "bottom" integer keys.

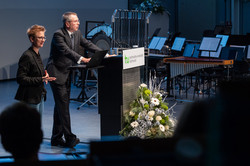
[{"left": 77, "top": 93, "right": 97, "bottom": 110}]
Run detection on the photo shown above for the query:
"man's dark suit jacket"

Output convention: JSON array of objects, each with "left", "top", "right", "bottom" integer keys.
[
  {"left": 15, "top": 47, "right": 46, "bottom": 104},
  {"left": 46, "top": 28, "right": 102, "bottom": 85}
]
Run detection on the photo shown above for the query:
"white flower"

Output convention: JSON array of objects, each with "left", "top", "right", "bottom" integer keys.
[
  {"left": 145, "top": 115, "right": 153, "bottom": 121},
  {"left": 148, "top": 110, "right": 155, "bottom": 117},
  {"left": 148, "top": 116, "right": 153, "bottom": 121},
  {"left": 146, "top": 120, "right": 152, "bottom": 126},
  {"left": 140, "top": 83, "right": 147, "bottom": 88},
  {"left": 130, "top": 121, "right": 139, "bottom": 128},
  {"left": 129, "top": 111, "right": 135, "bottom": 117},
  {"left": 138, "top": 111, "right": 147, "bottom": 119},
  {"left": 151, "top": 97, "right": 160, "bottom": 106},
  {"left": 154, "top": 92, "right": 162, "bottom": 97},
  {"left": 120, "top": 80, "right": 177, "bottom": 139},
  {"left": 140, "top": 98, "right": 148, "bottom": 105},
  {"left": 169, "top": 118, "right": 175, "bottom": 127},
  {"left": 159, "top": 124, "right": 165, "bottom": 132},
  {"left": 155, "top": 121, "right": 160, "bottom": 126},
  {"left": 156, "top": 116, "right": 162, "bottom": 121}
]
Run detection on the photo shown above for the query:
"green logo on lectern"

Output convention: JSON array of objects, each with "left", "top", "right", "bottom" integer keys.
[{"left": 125, "top": 56, "right": 130, "bottom": 64}]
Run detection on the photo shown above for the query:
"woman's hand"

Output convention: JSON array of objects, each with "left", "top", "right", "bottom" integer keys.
[{"left": 42, "top": 70, "right": 56, "bottom": 84}]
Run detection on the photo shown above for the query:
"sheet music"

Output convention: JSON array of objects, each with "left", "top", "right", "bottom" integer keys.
[
  {"left": 148, "top": 37, "right": 167, "bottom": 50},
  {"left": 155, "top": 37, "right": 167, "bottom": 50},
  {"left": 171, "top": 37, "right": 186, "bottom": 51},
  {"left": 216, "top": 34, "right": 229, "bottom": 47},
  {"left": 200, "top": 45, "right": 223, "bottom": 58},
  {"left": 199, "top": 37, "right": 221, "bottom": 52}
]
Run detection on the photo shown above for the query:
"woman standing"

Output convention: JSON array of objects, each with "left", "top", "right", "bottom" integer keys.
[{"left": 15, "top": 25, "right": 56, "bottom": 117}]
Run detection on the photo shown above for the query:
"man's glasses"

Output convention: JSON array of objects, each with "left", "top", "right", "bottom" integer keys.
[{"left": 69, "top": 20, "right": 80, "bottom": 23}]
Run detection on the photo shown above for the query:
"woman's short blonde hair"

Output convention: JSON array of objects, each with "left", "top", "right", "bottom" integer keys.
[{"left": 27, "top": 25, "right": 46, "bottom": 38}]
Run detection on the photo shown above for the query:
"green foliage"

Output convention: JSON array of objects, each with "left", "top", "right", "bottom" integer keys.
[
  {"left": 161, "top": 103, "right": 168, "bottom": 110},
  {"left": 120, "top": 83, "right": 176, "bottom": 139}
]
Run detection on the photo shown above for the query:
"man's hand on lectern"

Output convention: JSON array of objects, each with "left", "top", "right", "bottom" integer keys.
[
  {"left": 81, "top": 57, "right": 91, "bottom": 63},
  {"left": 105, "top": 54, "right": 117, "bottom": 57}
]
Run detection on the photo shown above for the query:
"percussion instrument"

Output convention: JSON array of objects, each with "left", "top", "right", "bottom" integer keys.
[{"left": 164, "top": 56, "right": 234, "bottom": 78}]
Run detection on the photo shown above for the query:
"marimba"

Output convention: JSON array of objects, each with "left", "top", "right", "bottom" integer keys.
[
  {"left": 163, "top": 56, "right": 234, "bottom": 98},
  {"left": 164, "top": 56, "right": 234, "bottom": 78}
]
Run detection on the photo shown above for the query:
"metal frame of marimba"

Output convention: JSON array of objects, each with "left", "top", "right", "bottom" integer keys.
[{"left": 164, "top": 56, "right": 234, "bottom": 99}]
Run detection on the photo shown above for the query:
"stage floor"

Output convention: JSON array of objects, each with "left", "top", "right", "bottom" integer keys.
[{"left": 0, "top": 79, "right": 188, "bottom": 162}]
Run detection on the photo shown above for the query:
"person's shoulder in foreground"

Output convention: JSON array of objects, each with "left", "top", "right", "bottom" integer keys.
[{"left": 0, "top": 102, "right": 43, "bottom": 162}]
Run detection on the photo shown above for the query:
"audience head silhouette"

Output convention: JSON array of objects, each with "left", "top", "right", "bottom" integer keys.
[
  {"left": 173, "top": 78, "right": 250, "bottom": 165},
  {"left": 0, "top": 102, "right": 43, "bottom": 162}
]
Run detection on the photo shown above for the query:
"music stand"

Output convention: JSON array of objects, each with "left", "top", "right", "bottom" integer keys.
[
  {"left": 199, "top": 37, "right": 221, "bottom": 59},
  {"left": 227, "top": 46, "right": 245, "bottom": 61},
  {"left": 199, "top": 37, "right": 222, "bottom": 97},
  {"left": 183, "top": 43, "right": 200, "bottom": 58},
  {"left": 78, "top": 66, "right": 104, "bottom": 110},
  {"left": 192, "top": 44, "right": 201, "bottom": 58},
  {"left": 247, "top": 45, "right": 250, "bottom": 60},
  {"left": 227, "top": 34, "right": 250, "bottom": 46},
  {"left": 200, "top": 45, "right": 223, "bottom": 58},
  {"left": 70, "top": 65, "right": 104, "bottom": 110},
  {"left": 148, "top": 36, "right": 167, "bottom": 51},
  {"left": 171, "top": 37, "right": 186, "bottom": 52},
  {"left": 70, "top": 50, "right": 108, "bottom": 109},
  {"left": 216, "top": 34, "right": 229, "bottom": 47}
]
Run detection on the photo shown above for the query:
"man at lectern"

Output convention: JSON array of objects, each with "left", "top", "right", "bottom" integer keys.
[{"left": 46, "top": 12, "right": 103, "bottom": 148}]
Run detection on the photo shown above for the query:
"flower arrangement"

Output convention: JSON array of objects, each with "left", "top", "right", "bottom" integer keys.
[
  {"left": 138, "top": 0, "right": 165, "bottom": 14},
  {"left": 120, "top": 76, "right": 177, "bottom": 139}
]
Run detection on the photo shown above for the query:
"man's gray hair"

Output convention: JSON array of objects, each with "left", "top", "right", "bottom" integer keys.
[{"left": 62, "top": 12, "right": 77, "bottom": 25}]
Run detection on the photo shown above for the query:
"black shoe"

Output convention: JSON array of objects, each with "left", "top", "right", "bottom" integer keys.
[
  {"left": 65, "top": 138, "right": 80, "bottom": 148},
  {"left": 51, "top": 138, "right": 66, "bottom": 147}
]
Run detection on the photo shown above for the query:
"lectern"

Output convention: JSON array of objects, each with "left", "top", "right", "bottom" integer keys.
[{"left": 98, "top": 56, "right": 141, "bottom": 136}]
